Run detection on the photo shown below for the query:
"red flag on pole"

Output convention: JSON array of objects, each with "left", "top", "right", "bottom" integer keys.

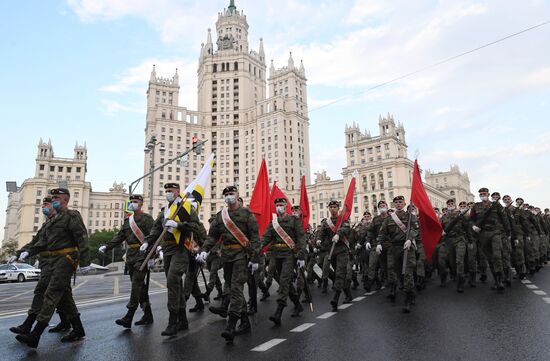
[
  {"left": 249, "top": 159, "right": 272, "bottom": 236},
  {"left": 336, "top": 177, "right": 356, "bottom": 229},
  {"left": 410, "top": 159, "right": 442, "bottom": 261},
  {"left": 299, "top": 175, "right": 310, "bottom": 232},
  {"left": 270, "top": 181, "right": 292, "bottom": 215}
]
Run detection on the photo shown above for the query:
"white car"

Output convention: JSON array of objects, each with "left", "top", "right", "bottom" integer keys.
[{"left": 0, "top": 263, "right": 41, "bottom": 282}]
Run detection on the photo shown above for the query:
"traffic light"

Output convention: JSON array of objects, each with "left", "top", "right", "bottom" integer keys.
[{"left": 192, "top": 136, "right": 203, "bottom": 154}]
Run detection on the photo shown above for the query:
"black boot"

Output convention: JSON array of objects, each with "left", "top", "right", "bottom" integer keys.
[
  {"left": 330, "top": 290, "right": 341, "bottom": 312},
  {"left": 505, "top": 269, "right": 512, "bottom": 287},
  {"left": 416, "top": 276, "right": 425, "bottom": 292},
  {"left": 321, "top": 279, "right": 328, "bottom": 294},
  {"left": 189, "top": 296, "right": 204, "bottom": 312},
  {"left": 457, "top": 275, "right": 465, "bottom": 293},
  {"left": 10, "top": 314, "right": 36, "bottom": 334},
  {"left": 60, "top": 315, "right": 86, "bottom": 342},
  {"left": 343, "top": 287, "right": 353, "bottom": 304},
  {"left": 351, "top": 274, "right": 359, "bottom": 290},
  {"left": 234, "top": 312, "right": 251, "bottom": 335},
  {"left": 115, "top": 307, "right": 137, "bottom": 328},
  {"left": 221, "top": 313, "right": 239, "bottom": 343},
  {"left": 16, "top": 321, "right": 48, "bottom": 348},
  {"left": 496, "top": 272, "right": 505, "bottom": 293},
  {"left": 213, "top": 290, "right": 223, "bottom": 301},
  {"left": 479, "top": 273, "right": 487, "bottom": 282},
  {"left": 402, "top": 293, "right": 414, "bottom": 314},
  {"left": 269, "top": 304, "right": 285, "bottom": 325},
  {"left": 48, "top": 311, "right": 71, "bottom": 333},
  {"left": 260, "top": 286, "right": 270, "bottom": 301},
  {"left": 209, "top": 295, "right": 230, "bottom": 318},
  {"left": 387, "top": 284, "right": 396, "bottom": 302},
  {"left": 468, "top": 272, "right": 477, "bottom": 288},
  {"left": 439, "top": 273, "right": 447, "bottom": 287},
  {"left": 161, "top": 312, "right": 179, "bottom": 336},
  {"left": 202, "top": 285, "right": 213, "bottom": 302},
  {"left": 178, "top": 308, "right": 188, "bottom": 331},
  {"left": 364, "top": 279, "right": 372, "bottom": 293},
  {"left": 134, "top": 305, "right": 154, "bottom": 326},
  {"left": 290, "top": 293, "right": 304, "bottom": 317}
]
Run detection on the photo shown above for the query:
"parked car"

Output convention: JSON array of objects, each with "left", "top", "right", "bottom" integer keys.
[
  {"left": 0, "top": 268, "right": 7, "bottom": 282},
  {"left": 0, "top": 263, "right": 41, "bottom": 282}
]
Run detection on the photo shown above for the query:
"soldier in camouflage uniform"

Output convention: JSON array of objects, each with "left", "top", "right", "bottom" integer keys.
[
  {"left": 306, "top": 224, "right": 323, "bottom": 287},
  {"left": 143, "top": 183, "right": 204, "bottom": 336},
  {"left": 503, "top": 195, "right": 526, "bottom": 280},
  {"left": 470, "top": 188, "right": 510, "bottom": 293},
  {"left": 203, "top": 216, "right": 224, "bottom": 301},
  {"left": 364, "top": 201, "right": 391, "bottom": 292},
  {"left": 518, "top": 200, "right": 540, "bottom": 274},
  {"left": 196, "top": 186, "right": 260, "bottom": 343},
  {"left": 525, "top": 204, "right": 542, "bottom": 272},
  {"left": 491, "top": 192, "right": 513, "bottom": 287},
  {"left": 261, "top": 198, "right": 306, "bottom": 325},
  {"left": 9, "top": 197, "right": 70, "bottom": 335},
  {"left": 99, "top": 194, "right": 154, "bottom": 328},
  {"left": 353, "top": 212, "right": 370, "bottom": 290},
  {"left": 318, "top": 200, "right": 352, "bottom": 311},
  {"left": 534, "top": 207, "right": 549, "bottom": 264},
  {"left": 16, "top": 188, "right": 90, "bottom": 348},
  {"left": 377, "top": 196, "right": 419, "bottom": 313}
]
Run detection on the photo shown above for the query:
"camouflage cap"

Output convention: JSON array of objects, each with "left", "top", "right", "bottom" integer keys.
[
  {"left": 274, "top": 197, "right": 287, "bottom": 204},
  {"left": 446, "top": 198, "right": 455, "bottom": 204},
  {"left": 377, "top": 200, "right": 387, "bottom": 207},
  {"left": 222, "top": 185, "right": 238, "bottom": 195},
  {"left": 42, "top": 196, "right": 52, "bottom": 203},
  {"left": 328, "top": 200, "right": 340, "bottom": 207},
  {"left": 393, "top": 195, "right": 405, "bottom": 202},
  {"left": 129, "top": 194, "right": 144, "bottom": 201},
  {"left": 478, "top": 187, "right": 489, "bottom": 193},
  {"left": 50, "top": 188, "right": 70, "bottom": 197},
  {"left": 459, "top": 201, "right": 467, "bottom": 206},
  {"left": 164, "top": 183, "right": 180, "bottom": 190},
  {"left": 491, "top": 192, "right": 500, "bottom": 197},
  {"left": 291, "top": 205, "right": 301, "bottom": 211}
]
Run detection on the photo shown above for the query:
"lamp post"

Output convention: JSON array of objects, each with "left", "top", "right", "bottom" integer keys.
[{"left": 143, "top": 135, "right": 165, "bottom": 214}]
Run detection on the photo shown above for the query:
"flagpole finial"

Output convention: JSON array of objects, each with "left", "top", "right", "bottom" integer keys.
[
  {"left": 414, "top": 149, "right": 420, "bottom": 160},
  {"left": 352, "top": 170, "right": 359, "bottom": 179}
]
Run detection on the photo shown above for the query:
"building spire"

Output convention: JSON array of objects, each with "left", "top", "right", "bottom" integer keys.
[
  {"left": 150, "top": 64, "right": 156, "bottom": 82},
  {"left": 288, "top": 52, "right": 294, "bottom": 69},
  {"left": 270, "top": 59, "right": 275, "bottom": 75},
  {"left": 299, "top": 59, "right": 305, "bottom": 74},
  {"left": 228, "top": 0, "right": 236, "bottom": 13},
  {"left": 174, "top": 68, "right": 179, "bottom": 85},
  {"left": 206, "top": 28, "right": 212, "bottom": 45},
  {"left": 259, "top": 37, "right": 265, "bottom": 58}
]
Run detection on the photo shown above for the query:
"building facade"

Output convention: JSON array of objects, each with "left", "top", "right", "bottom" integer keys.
[
  {"left": 3, "top": 139, "right": 128, "bottom": 249},
  {"left": 424, "top": 165, "right": 474, "bottom": 204},
  {"left": 143, "top": 1, "right": 310, "bottom": 221}
]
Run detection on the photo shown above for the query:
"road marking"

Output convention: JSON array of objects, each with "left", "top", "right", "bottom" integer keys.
[
  {"left": 352, "top": 296, "right": 366, "bottom": 302},
  {"left": 543, "top": 298, "right": 550, "bottom": 304},
  {"left": 533, "top": 290, "right": 547, "bottom": 296},
  {"left": 526, "top": 284, "right": 538, "bottom": 289},
  {"left": 521, "top": 280, "right": 532, "bottom": 284},
  {"left": 364, "top": 291, "right": 377, "bottom": 296},
  {"left": 338, "top": 303, "right": 353, "bottom": 310},
  {"left": 113, "top": 277, "right": 120, "bottom": 296},
  {"left": 1, "top": 288, "right": 35, "bottom": 302},
  {"left": 317, "top": 312, "right": 336, "bottom": 319},
  {"left": 150, "top": 278, "right": 167, "bottom": 289},
  {"left": 251, "top": 338, "right": 286, "bottom": 352},
  {"left": 290, "top": 323, "right": 315, "bottom": 333},
  {"left": 73, "top": 279, "right": 89, "bottom": 292}
]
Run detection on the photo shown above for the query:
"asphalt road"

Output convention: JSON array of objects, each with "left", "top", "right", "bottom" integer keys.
[{"left": 1, "top": 267, "right": 550, "bottom": 361}]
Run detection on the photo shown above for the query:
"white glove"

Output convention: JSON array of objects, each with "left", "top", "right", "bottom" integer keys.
[
  {"left": 79, "top": 266, "right": 92, "bottom": 274},
  {"left": 355, "top": 243, "right": 362, "bottom": 250},
  {"left": 147, "top": 259, "right": 155, "bottom": 269},
  {"left": 8, "top": 255, "right": 17, "bottom": 263},
  {"left": 139, "top": 242, "right": 149, "bottom": 252},
  {"left": 248, "top": 262, "right": 259, "bottom": 272},
  {"left": 376, "top": 245, "right": 383, "bottom": 254},
  {"left": 313, "top": 248, "right": 319, "bottom": 253},
  {"left": 156, "top": 246, "right": 162, "bottom": 253},
  {"left": 403, "top": 240, "right": 412, "bottom": 250},
  {"left": 514, "top": 239, "right": 519, "bottom": 246},
  {"left": 472, "top": 225, "right": 481, "bottom": 233},
  {"left": 365, "top": 242, "right": 372, "bottom": 250},
  {"left": 442, "top": 230, "right": 446, "bottom": 236},
  {"left": 19, "top": 251, "right": 29, "bottom": 262},
  {"left": 159, "top": 251, "right": 164, "bottom": 260},
  {"left": 527, "top": 236, "right": 531, "bottom": 242},
  {"left": 98, "top": 245, "right": 107, "bottom": 253},
  {"left": 195, "top": 251, "right": 208, "bottom": 264},
  {"left": 468, "top": 243, "right": 474, "bottom": 250},
  {"left": 332, "top": 234, "right": 340, "bottom": 243},
  {"left": 165, "top": 219, "right": 178, "bottom": 228},
  {"left": 316, "top": 239, "right": 322, "bottom": 246},
  {"left": 297, "top": 260, "right": 305, "bottom": 269}
]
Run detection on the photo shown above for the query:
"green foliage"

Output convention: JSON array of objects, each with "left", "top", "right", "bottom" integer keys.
[
  {"left": 88, "top": 229, "right": 125, "bottom": 266},
  {"left": 0, "top": 239, "right": 18, "bottom": 261}
]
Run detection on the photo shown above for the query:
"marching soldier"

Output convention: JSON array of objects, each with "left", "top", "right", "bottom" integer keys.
[
  {"left": 203, "top": 216, "right": 224, "bottom": 302},
  {"left": 142, "top": 183, "right": 204, "bottom": 336},
  {"left": 364, "top": 201, "right": 390, "bottom": 292},
  {"left": 377, "top": 196, "right": 419, "bottom": 313},
  {"left": 318, "top": 200, "right": 352, "bottom": 311},
  {"left": 196, "top": 186, "right": 260, "bottom": 343},
  {"left": 261, "top": 198, "right": 306, "bottom": 325},
  {"left": 99, "top": 194, "right": 154, "bottom": 328},
  {"left": 16, "top": 188, "right": 90, "bottom": 348},
  {"left": 183, "top": 219, "right": 208, "bottom": 313},
  {"left": 518, "top": 200, "right": 540, "bottom": 274},
  {"left": 503, "top": 195, "right": 526, "bottom": 280}
]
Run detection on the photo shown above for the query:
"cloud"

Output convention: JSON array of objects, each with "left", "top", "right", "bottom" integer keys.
[
  {"left": 346, "top": 0, "right": 393, "bottom": 24},
  {"left": 101, "top": 100, "right": 145, "bottom": 116}
]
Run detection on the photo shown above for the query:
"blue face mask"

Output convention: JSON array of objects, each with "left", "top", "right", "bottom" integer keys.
[
  {"left": 128, "top": 202, "right": 139, "bottom": 212},
  {"left": 42, "top": 207, "right": 50, "bottom": 216},
  {"left": 52, "top": 200, "right": 61, "bottom": 210}
]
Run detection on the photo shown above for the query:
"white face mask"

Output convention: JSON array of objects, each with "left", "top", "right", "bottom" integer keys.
[
  {"left": 459, "top": 207, "right": 468, "bottom": 213},
  {"left": 224, "top": 195, "right": 237, "bottom": 205},
  {"left": 128, "top": 202, "right": 139, "bottom": 211},
  {"left": 292, "top": 212, "right": 300, "bottom": 218},
  {"left": 480, "top": 196, "right": 489, "bottom": 202},
  {"left": 503, "top": 200, "right": 511, "bottom": 206},
  {"left": 276, "top": 205, "right": 286, "bottom": 215},
  {"left": 447, "top": 206, "right": 456, "bottom": 211},
  {"left": 166, "top": 192, "right": 175, "bottom": 202},
  {"left": 379, "top": 207, "right": 388, "bottom": 214}
]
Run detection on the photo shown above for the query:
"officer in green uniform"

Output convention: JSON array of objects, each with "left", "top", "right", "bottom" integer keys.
[
  {"left": 9, "top": 197, "right": 70, "bottom": 335},
  {"left": 318, "top": 200, "right": 352, "bottom": 311},
  {"left": 183, "top": 219, "right": 207, "bottom": 312},
  {"left": 364, "top": 201, "right": 390, "bottom": 292},
  {"left": 203, "top": 216, "right": 224, "bottom": 301},
  {"left": 470, "top": 188, "right": 510, "bottom": 293},
  {"left": 491, "top": 192, "right": 513, "bottom": 287},
  {"left": 377, "top": 196, "right": 419, "bottom": 313},
  {"left": 534, "top": 207, "right": 549, "bottom": 265},
  {"left": 196, "top": 186, "right": 260, "bottom": 343},
  {"left": 99, "top": 194, "right": 154, "bottom": 328},
  {"left": 261, "top": 198, "right": 306, "bottom": 325},
  {"left": 503, "top": 195, "right": 526, "bottom": 280},
  {"left": 143, "top": 183, "right": 204, "bottom": 336},
  {"left": 16, "top": 188, "right": 90, "bottom": 348},
  {"left": 518, "top": 200, "right": 540, "bottom": 274}
]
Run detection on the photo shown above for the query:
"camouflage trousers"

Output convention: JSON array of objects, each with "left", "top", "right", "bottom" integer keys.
[
  {"left": 127, "top": 261, "right": 150, "bottom": 309},
  {"left": 317, "top": 251, "right": 332, "bottom": 281},
  {"left": 329, "top": 251, "right": 350, "bottom": 291},
  {"left": 387, "top": 245, "right": 416, "bottom": 296},
  {"left": 416, "top": 243, "right": 426, "bottom": 278},
  {"left": 272, "top": 256, "right": 298, "bottom": 307},
  {"left": 36, "top": 256, "right": 79, "bottom": 324},
  {"left": 525, "top": 235, "right": 540, "bottom": 269},
  {"left": 164, "top": 251, "right": 189, "bottom": 314},
  {"left": 222, "top": 258, "right": 249, "bottom": 317},
  {"left": 501, "top": 236, "right": 512, "bottom": 271},
  {"left": 539, "top": 235, "right": 548, "bottom": 260},
  {"left": 28, "top": 263, "right": 51, "bottom": 316},
  {"left": 479, "top": 231, "right": 504, "bottom": 274},
  {"left": 466, "top": 242, "right": 478, "bottom": 274},
  {"left": 206, "top": 253, "right": 223, "bottom": 292},
  {"left": 512, "top": 237, "right": 525, "bottom": 271},
  {"left": 367, "top": 248, "right": 388, "bottom": 283},
  {"left": 476, "top": 239, "right": 489, "bottom": 276}
]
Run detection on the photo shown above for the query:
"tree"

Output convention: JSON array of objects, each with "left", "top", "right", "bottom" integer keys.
[
  {"left": 88, "top": 229, "right": 125, "bottom": 266},
  {"left": 0, "top": 239, "right": 18, "bottom": 262}
]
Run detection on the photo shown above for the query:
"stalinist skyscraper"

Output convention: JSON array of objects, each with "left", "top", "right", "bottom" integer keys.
[{"left": 143, "top": 0, "right": 310, "bottom": 221}]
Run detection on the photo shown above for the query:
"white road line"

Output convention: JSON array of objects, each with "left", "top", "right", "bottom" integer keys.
[
  {"left": 533, "top": 290, "right": 547, "bottom": 296},
  {"left": 352, "top": 296, "right": 366, "bottom": 302},
  {"left": 1, "top": 288, "right": 35, "bottom": 302},
  {"left": 364, "top": 291, "right": 377, "bottom": 296},
  {"left": 113, "top": 277, "right": 120, "bottom": 296},
  {"left": 526, "top": 284, "right": 538, "bottom": 289},
  {"left": 521, "top": 279, "right": 532, "bottom": 284},
  {"left": 73, "top": 279, "right": 89, "bottom": 292},
  {"left": 290, "top": 323, "right": 315, "bottom": 333},
  {"left": 317, "top": 312, "right": 336, "bottom": 319},
  {"left": 150, "top": 278, "right": 167, "bottom": 289},
  {"left": 338, "top": 303, "right": 353, "bottom": 310},
  {"left": 251, "top": 338, "right": 286, "bottom": 352},
  {"left": 543, "top": 298, "right": 550, "bottom": 304}
]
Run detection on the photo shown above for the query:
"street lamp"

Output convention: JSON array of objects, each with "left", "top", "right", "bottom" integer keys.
[{"left": 143, "top": 135, "right": 165, "bottom": 213}]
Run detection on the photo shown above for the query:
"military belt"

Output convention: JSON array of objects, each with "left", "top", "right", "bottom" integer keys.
[
  {"left": 223, "top": 244, "right": 243, "bottom": 250},
  {"left": 127, "top": 244, "right": 141, "bottom": 249},
  {"left": 271, "top": 243, "right": 290, "bottom": 248},
  {"left": 163, "top": 240, "right": 177, "bottom": 245},
  {"left": 40, "top": 247, "right": 78, "bottom": 257}
]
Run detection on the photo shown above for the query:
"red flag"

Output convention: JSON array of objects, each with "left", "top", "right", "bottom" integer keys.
[
  {"left": 249, "top": 159, "right": 272, "bottom": 236},
  {"left": 299, "top": 175, "right": 310, "bottom": 232},
  {"left": 411, "top": 159, "right": 442, "bottom": 262},
  {"left": 336, "top": 177, "right": 356, "bottom": 229},
  {"left": 270, "top": 181, "right": 292, "bottom": 215}
]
